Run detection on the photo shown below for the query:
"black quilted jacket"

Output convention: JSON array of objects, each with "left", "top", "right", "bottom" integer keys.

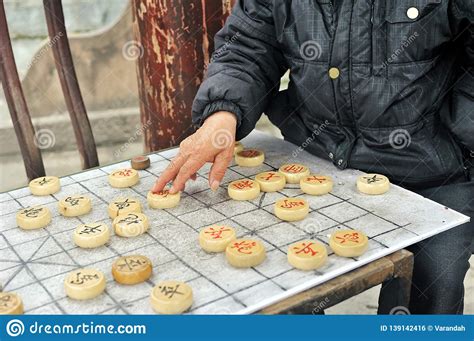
[{"left": 192, "top": 0, "right": 473, "bottom": 186}]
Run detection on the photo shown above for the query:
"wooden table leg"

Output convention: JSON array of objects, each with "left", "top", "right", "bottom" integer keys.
[{"left": 378, "top": 249, "right": 414, "bottom": 314}]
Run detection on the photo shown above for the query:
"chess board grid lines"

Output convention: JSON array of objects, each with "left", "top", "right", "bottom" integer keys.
[
  {"left": 2, "top": 139, "right": 470, "bottom": 314},
  {"left": 0, "top": 192, "right": 14, "bottom": 202},
  {"left": 132, "top": 157, "right": 390, "bottom": 312},
  {"left": 1, "top": 227, "right": 67, "bottom": 314},
  {"left": 61, "top": 167, "right": 253, "bottom": 313},
  {"left": 104, "top": 155, "right": 400, "bottom": 311},
  {"left": 19, "top": 257, "right": 193, "bottom": 315},
  {"left": 118, "top": 168, "right": 314, "bottom": 313},
  {"left": 1, "top": 229, "right": 173, "bottom": 297},
  {"left": 236, "top": 212, "right": 467, "bottom": 314},
  {"left": 31, "top": 217, "right": 134, "bottom": 314},
  {"left": 142, "top": 231, "right": 253, "bottom": 312},
  {"left": 123, "top": 183, "right": 253, "bottom": 311}
]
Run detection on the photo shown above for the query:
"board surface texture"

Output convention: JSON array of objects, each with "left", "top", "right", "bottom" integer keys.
[{"left": 0, "top": 132, "right": 469, "bottom": 314}]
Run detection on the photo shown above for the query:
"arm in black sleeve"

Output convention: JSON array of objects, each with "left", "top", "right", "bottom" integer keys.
[{"left": 192, "top": 0, "right": 287, "bottom": 141}]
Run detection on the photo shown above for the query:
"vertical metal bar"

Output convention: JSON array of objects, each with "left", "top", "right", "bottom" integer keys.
[
  {"left": 43, "top": 0, "right": 99, "bottom": 169},
  {"left": 0, "top": 1, "right": 46, "bottom": 180}
]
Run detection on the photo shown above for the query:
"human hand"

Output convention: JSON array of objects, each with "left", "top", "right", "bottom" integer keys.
[{"left": 151, "top": 111, "right": 237, "bottom": 194}]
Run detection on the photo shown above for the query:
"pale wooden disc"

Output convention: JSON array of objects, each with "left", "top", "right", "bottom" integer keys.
[
  {"left": 225, "top": 239, "right": 266, "bottom": 268},
  {"left": 287, "top": 240, "right": 328, "bottom": 270},
  {"left": 73, "top": 222, "right": 110, "bottom": 248},
  {"left": 107, "top": 197, "right": 142, "bottom": 218},
  {"left": 108, "top": 168, "right": 139, "bottom": 188},
  {"left": 58, "top": 195, "right": 92, "bottom": 217},
  {"left": 147, "top": 190, "right": 180, "bottom": 209},
  {"left": 16, "top": 206, "right": 51, "bottom": 230},
  {"left": 329, "top": 229, "right": 369, "bottom": 257},
  {"left": 235, "top": 149, "right": 265, "bottom": 167},
  {"left": 64, "top": 268, "right": 106, "bottom": 300},
  {"left": 274, "top": 198, "right": 309, "bottom": 221},
  {"left": 0, "top": 292, "right": 24, "bottom": 315},
  {"left": 300, "top": 174, "right": 333, "bottom": 195},
  {"left": 356, "top": 174, "right": 390, "bottom": 195},
  {"left": 113, "top": 212, "right": 149, "bottom": 237},
  {"left": 278, "top": 164, "right": 310, "bottom": 184},
  {"left": 227, "top": 179, "right": 260, "bottom": 201},
  {"left": 254, "top": 171, "right": 286, "bottom": 192},
  {"left": 199, "top": 225, "right": 236, "bottom": 253},
  {"left": 151, "top": 280, "right": 193, "bottom": 314},
  {"left": 29, "top": 176, "right": 60, "bottom": 196}
]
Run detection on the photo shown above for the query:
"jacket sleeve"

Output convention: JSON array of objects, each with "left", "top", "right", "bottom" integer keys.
[
  {"left": 192, "top": 0, "right": 287, "bottom": 141},
  {"left": 446, "top": 0, "right": 474, "bottom": 153}
]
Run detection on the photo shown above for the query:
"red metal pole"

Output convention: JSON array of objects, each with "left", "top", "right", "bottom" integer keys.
[{"left": 132, "top": 0, "right": 234, "bottom": 151}]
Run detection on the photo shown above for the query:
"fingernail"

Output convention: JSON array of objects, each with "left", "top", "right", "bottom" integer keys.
[
  {"left": 211, "top": 180, "right": 220, "bottom": 191},
  {"left": 169, "top": 187, "right": 177, "bottom": 194}
]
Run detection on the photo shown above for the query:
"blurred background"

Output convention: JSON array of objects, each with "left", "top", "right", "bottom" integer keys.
[
  {"left": 0, "top": 0, "right": 282, "bottom": 193},
  {"left": 1, "top": 0, "right": 137, "bottom": 191},
  {"left": 1, "top": 0, "right": 471, "bottom": 314}
]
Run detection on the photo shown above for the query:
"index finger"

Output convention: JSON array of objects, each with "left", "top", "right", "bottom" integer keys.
[{"left": 151, "top": 154, "right": 187, "bottom": 193}]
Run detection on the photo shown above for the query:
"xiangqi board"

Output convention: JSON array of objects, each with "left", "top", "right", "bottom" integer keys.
[{"left": 0, "top": 131, "right": 469, "bottom": 314}]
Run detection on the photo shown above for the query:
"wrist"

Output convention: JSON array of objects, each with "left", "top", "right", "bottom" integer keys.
[{"left": 204, "top": 111, "right": 238, "bottom": 127}]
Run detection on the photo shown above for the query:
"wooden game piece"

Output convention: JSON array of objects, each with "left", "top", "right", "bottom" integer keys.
[
  {"left": 278, "top": 164, "right": 310, "bottom": 184},
  {"left": 356, "top": 173, "right": 390, "bottom": 195},
  {"left": 329, "top": 229, "right": 369, "bottom": 257},
  {"left": 234, "top": 141, "right": 244, "bottom": 155},
  {"left": 287, "top": 240, "right": 328, "bottom": 270},
  {"left": 73, "top": 222, "right": 110, "bottom": 248},
  {"left": 131, "top": 155, "right": 150, "bottom": 170},
  {"left": 112, "top": 255, "right": 152, "bottom": 285},
  {"left": 300, "top": 175, "right": 333, "bottom": 195},
  {"left": 151, "top": 280, "right": 193, "bottom": 314},
  {"left": 29, "top": 176, "right": 60, "bottom": 195},
  {"left": 113, "top": 212, "right": 149, "bottom": 237},
  {"left": 274, "top": 198, "right": 309, "bottom": 221},
  {"left": 147, "top": 190, "right": 180, "bottom": 209},
  {"left": 0, "top": 292, "right": 24, "bottom": 315},
  {"left": 58, "top": 195, "right": 92, "bottom": 217},
  {"left": 225, "top": 239, "right": 266, "bottom": 268},
  {"left": 255, "top": 171, "right": 286, "bottom": 192},
  {"left": 227, "top": 179, "right": 260, "bottom": 201},
  {"left": 199, "top": 225, "right": 236, "bottom": 253},
  {"left": 108, "top": 197, "right": 142, "bottom": 218},
  {"left": 235, "top": 149, "right": 265, "bottom": 167},
  {"left": 64, "top": 268, "right": 106, "bottom": 300},
  {"left": 108, "top": 168, "right": 139, "bottom": 188},
  {"left": 16, "top": 206, "right": 51, "bottom": 230}
]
